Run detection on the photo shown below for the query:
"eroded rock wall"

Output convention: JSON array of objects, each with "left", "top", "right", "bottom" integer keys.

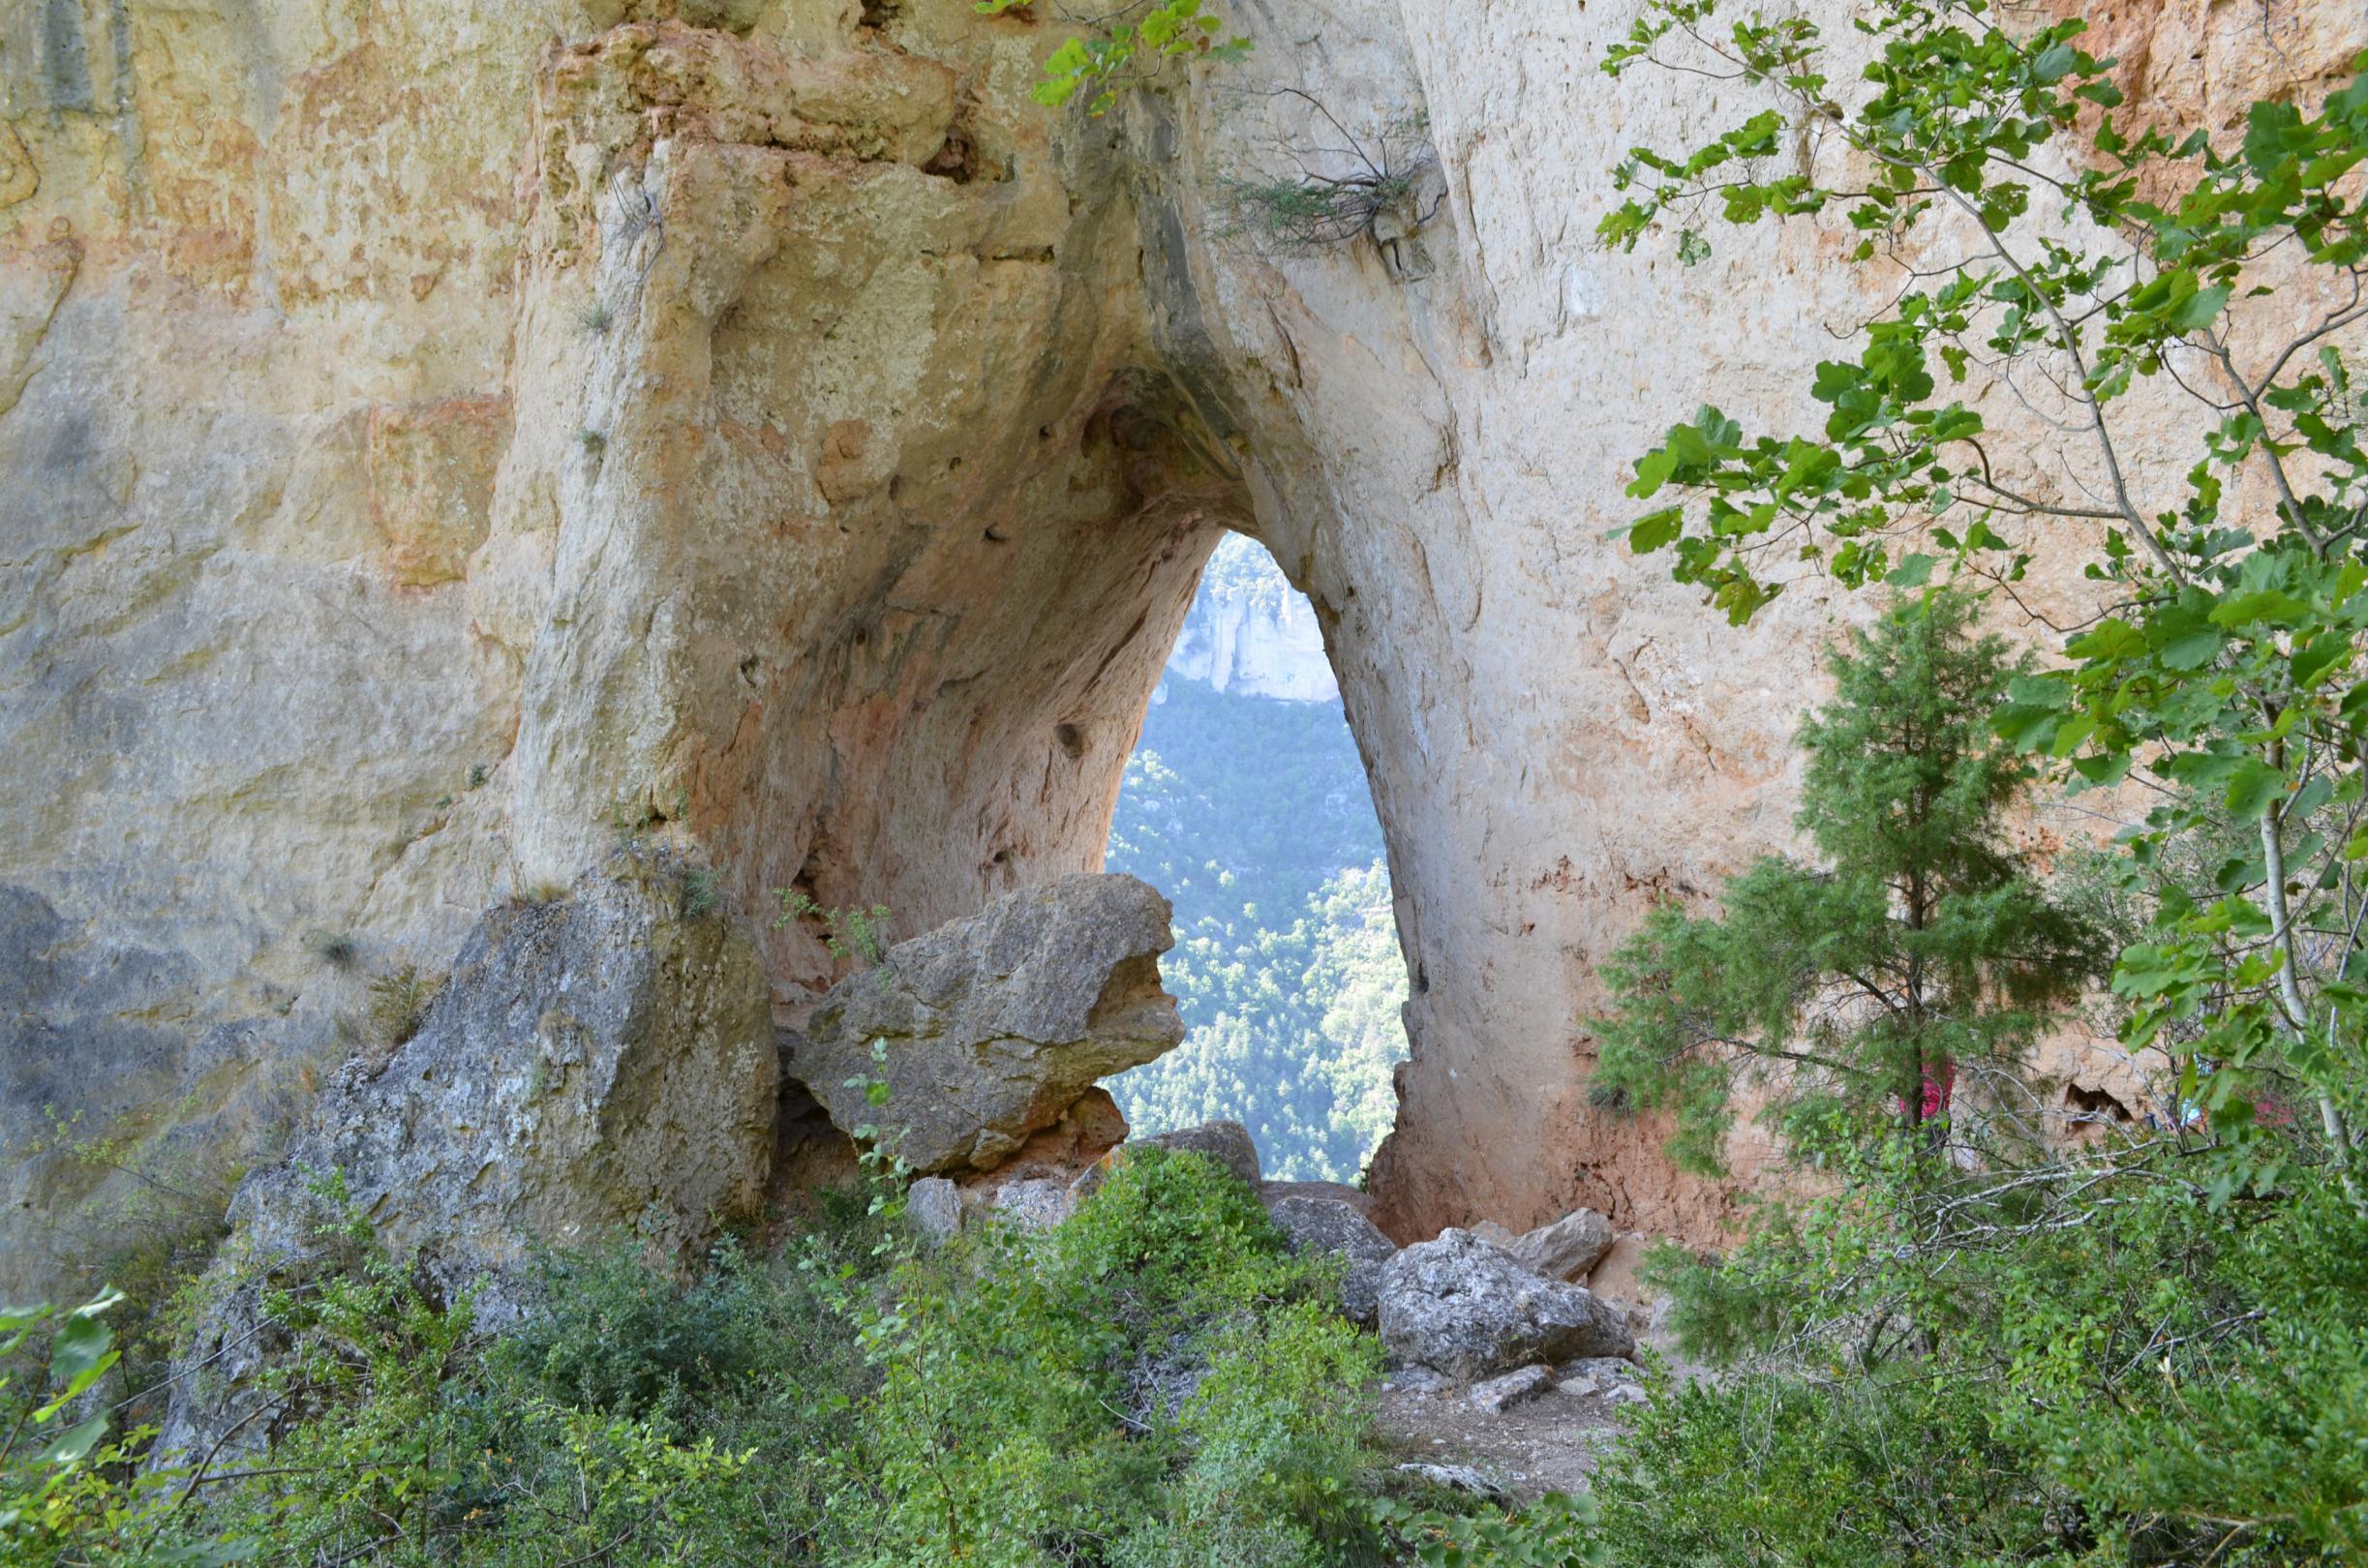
[
  {"left": 1140, "top": 0, "right": 2368, "bottom": 1238},
  {"left": 0, "top": 0, "right": 1243, "bottom": 1296},
  {"left": 4, "top": 0, "right": 2361, "bottom": 1289}
]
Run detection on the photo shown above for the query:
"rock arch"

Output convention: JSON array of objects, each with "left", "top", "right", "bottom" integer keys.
[{"left": 6, "top": 0, "right": 2355, "bottom": 1293}]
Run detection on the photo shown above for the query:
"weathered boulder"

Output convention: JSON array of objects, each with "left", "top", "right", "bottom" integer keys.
[
  {"left": 1264, "top": 1192, "right": 1397, "bottom": 1328},
  {"left": 908, "top": 1177, "right": 964, "bottom": 1245},
  {"left": 1379, "top": 1229, "right": 1634, "bottom": 1380},
  {"left": 985, "top": 1177, "right": 1076, "bottom": 1232},
  {"left": 1145, "top": 1120, "right": 1262, "bottom": 1187},
  {"left": 789, "top": 875, "right": 1183, "bottom": 1174},
  {"left": 159, "top": 849, "right": 776, "bottom": 1455},
  {"left": 241, "top": 849, "right": 778, "bottom": 1294},
  {"left": 1472, "top": 1209, "right": 1617, "bottom": 1282},
  {"left": 1260, "top": 1179, "right": 1379, "bottom": 1215}
]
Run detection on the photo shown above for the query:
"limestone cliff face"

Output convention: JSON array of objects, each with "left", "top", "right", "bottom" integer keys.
[
  {"left": 1162, "top": 535, "right": 1337, "bottom": 701},
  {"left": 1129, "top": 0, "right": 2366, "bottom": 1239},
  {"left": 2, "top": 0, "right": 2360, "bottom": 1289},
  {"left": 0, "top": 0, "right": 1240, "bottom": 1295}
]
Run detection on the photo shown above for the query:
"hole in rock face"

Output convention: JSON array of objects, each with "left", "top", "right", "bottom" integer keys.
[
  {"left": 1053, "top": 721, "right": 1087, "bottom": 758},
  {"left": 2064, "top": 1082, "right": 2136, "bottom": 1125},
  {"left": 1100, "top": 533, "right": 1410, "bottom": 1183},
  {"left": 922, "top": 132, "right": 977, "bottom": 184}
]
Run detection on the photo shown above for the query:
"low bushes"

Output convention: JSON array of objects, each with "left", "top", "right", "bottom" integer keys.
[{"left": 2, "top": 1149, "right": 1590, "bottom": 1567}]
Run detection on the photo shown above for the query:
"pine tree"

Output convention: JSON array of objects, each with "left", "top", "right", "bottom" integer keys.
[{"left": 1594, "top": 591, "right": 2102, "bottom": 1172}]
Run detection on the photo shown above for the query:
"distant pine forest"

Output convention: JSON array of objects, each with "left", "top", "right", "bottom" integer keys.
[{"left": 1104, "top": 673, "right": 1409, "bottom": 1182}]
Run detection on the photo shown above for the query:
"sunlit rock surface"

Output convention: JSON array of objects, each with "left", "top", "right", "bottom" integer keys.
[{"left": 3, "top": 0, "right": 2359, "bottom": 1291}]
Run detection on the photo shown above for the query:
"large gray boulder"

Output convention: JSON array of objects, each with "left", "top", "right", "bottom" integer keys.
[
  {"left": 1472, "top": 1208, "right": 1617, "bottom": 1282},
  {"left": 1264, "top": 1192, "right": 1397, "bottom": 1327},
  {"left": 1380, "top": 1228, "right": 1635, "bottom": 1379},
  {"left": 258, "top": 848, "right": 778, "bottom": 1287},
  {"left": 788, "top": 873, "right": 1184, "bottom": 1173},
  {"left": 161, "top": 848, "right": 778, "bottom": 1453}
]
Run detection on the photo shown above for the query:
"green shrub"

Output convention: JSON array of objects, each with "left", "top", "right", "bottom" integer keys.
[
  {"left": 1593, "top": 1156, "right": 2368, "bottom": 1567},
  {"left": 817, "top": 1147, "right": 1385, "bottom": 1565},
  {"left": 15, "top": 1150, "right": 1606, "bottom": 1566},
  {"left": 1594, "top": 1369, "right": 2053, "bottom": 1567}
]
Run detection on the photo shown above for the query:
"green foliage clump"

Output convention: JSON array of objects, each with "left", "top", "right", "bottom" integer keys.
[
  {"left": 831, "top": 1146, "right": 1386, "bottom": 1566},
  {"left": 774, "top": 889, "right": 894, "bottom": 966},
  {"left": 8, "top": 1149, "right": 1609, "bottom": 1565},
  {"left": 1592, "top": 1153, "right": 2368, "bottom": 1566},
  {"left": 1595, "top": 590, "right": 2101, "bottom": 1171},
  {"left": 1594, "top": 1367, "right": 2047, "bottom": 1566},
  {"left": 678, "top": 865, "right": 720, "bottom": 919},
  {"left": 975, "top": 0, "right": 1250, "bottom": 116}
]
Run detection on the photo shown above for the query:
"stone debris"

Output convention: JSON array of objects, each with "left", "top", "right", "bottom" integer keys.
[
  {"left": 1395, "top": 1462, "right": 1504, "bottom": 1499},
  {"left": 1491, "top": 1208, "right": 1618, "bottom": 1282},
  {"left": 790, "top": 874, "right": 1184, "bottom": 1173},
  {"left": 908, "top": 1176, "right": 963, "bottom": 1244},
  {"left": 1380, "top": 1228, "right": 1636, "bottom": 1380},
  {"left": 1564, "top": 1355, "right": 1641, "bottom": 1384},
  {"left": 1468, "top": 1364, "right": 1556, "bottom": 1414},
  {"left": 1262, "top": 1191, "right": 1398, "bottom": 1327},
  {"left": 987, "top": 1177, "right": 1075, "bottom": 1231}
]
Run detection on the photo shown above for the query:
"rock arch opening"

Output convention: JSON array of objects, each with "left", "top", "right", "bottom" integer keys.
[{"left": 1100, "top": 532, "right": 1412, "bottom": 1185}]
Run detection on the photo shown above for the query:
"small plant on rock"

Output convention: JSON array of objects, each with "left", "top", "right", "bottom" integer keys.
[
  {"left": 363, "top": 964, "right": 440, "bottom": 1066},
  {"left": 774, "top": 890, "right": 894, "bottom": 966},
  {"left": 679, "top": 866, "right": 720, "bottom": 920},
  {"left": 309, "top": 931, "right": 361, "bottom": 970},
  {"left": 974, "top": 0, "right": 1250, "bottom": 116},
  {"left": 1216, "top": 97, "right": 1440, "bottom": 265}
]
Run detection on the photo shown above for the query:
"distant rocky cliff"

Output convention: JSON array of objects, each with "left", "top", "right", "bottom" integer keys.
[{"left": 1161, "top": 535, "right": 1338, "bottom": 703}]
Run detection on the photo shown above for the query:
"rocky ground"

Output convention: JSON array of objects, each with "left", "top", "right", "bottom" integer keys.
[
  {"left": 1378, "top": 1373, "right": 1630, "bottom": 1501},
  {"left": 162, "top": 867, "right": 1687, "bottom": 1474}
]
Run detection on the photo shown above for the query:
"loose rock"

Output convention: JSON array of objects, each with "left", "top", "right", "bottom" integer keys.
[
  {"left": 1263, "top": 1192, "right": 1397, "bottom": 1327},
  {"left": 1396, "top": 1462, "right": 1504, "bottom": 1499},
  {"left": 789, "top": 874, "right": 1184, "bottom": 1173},
  {"left": 987, "top": 1177, "right": 1075, "bottom": 1231},
  {"left": 1563, "top": 1355, "right": 1640, "bottom": 1384},
  {"left": 161, "top": 850, "right": 776, "bottom": 1453},
  {"left": 1468, "top": 1364, "right": 1556, "bottom": 1414},
  {"left": 1380, "top": 1228, "right": 1635, "bottom": 1379},
  {"left": 908, "top": 1177, "right": 963, "bottom": 1244},
  {"left": 1497, "top": 1209, "right": 1617, "bottom": 1282},
  {"left": 253, "top": 848, "right": 775, "bottom": 1297}
]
